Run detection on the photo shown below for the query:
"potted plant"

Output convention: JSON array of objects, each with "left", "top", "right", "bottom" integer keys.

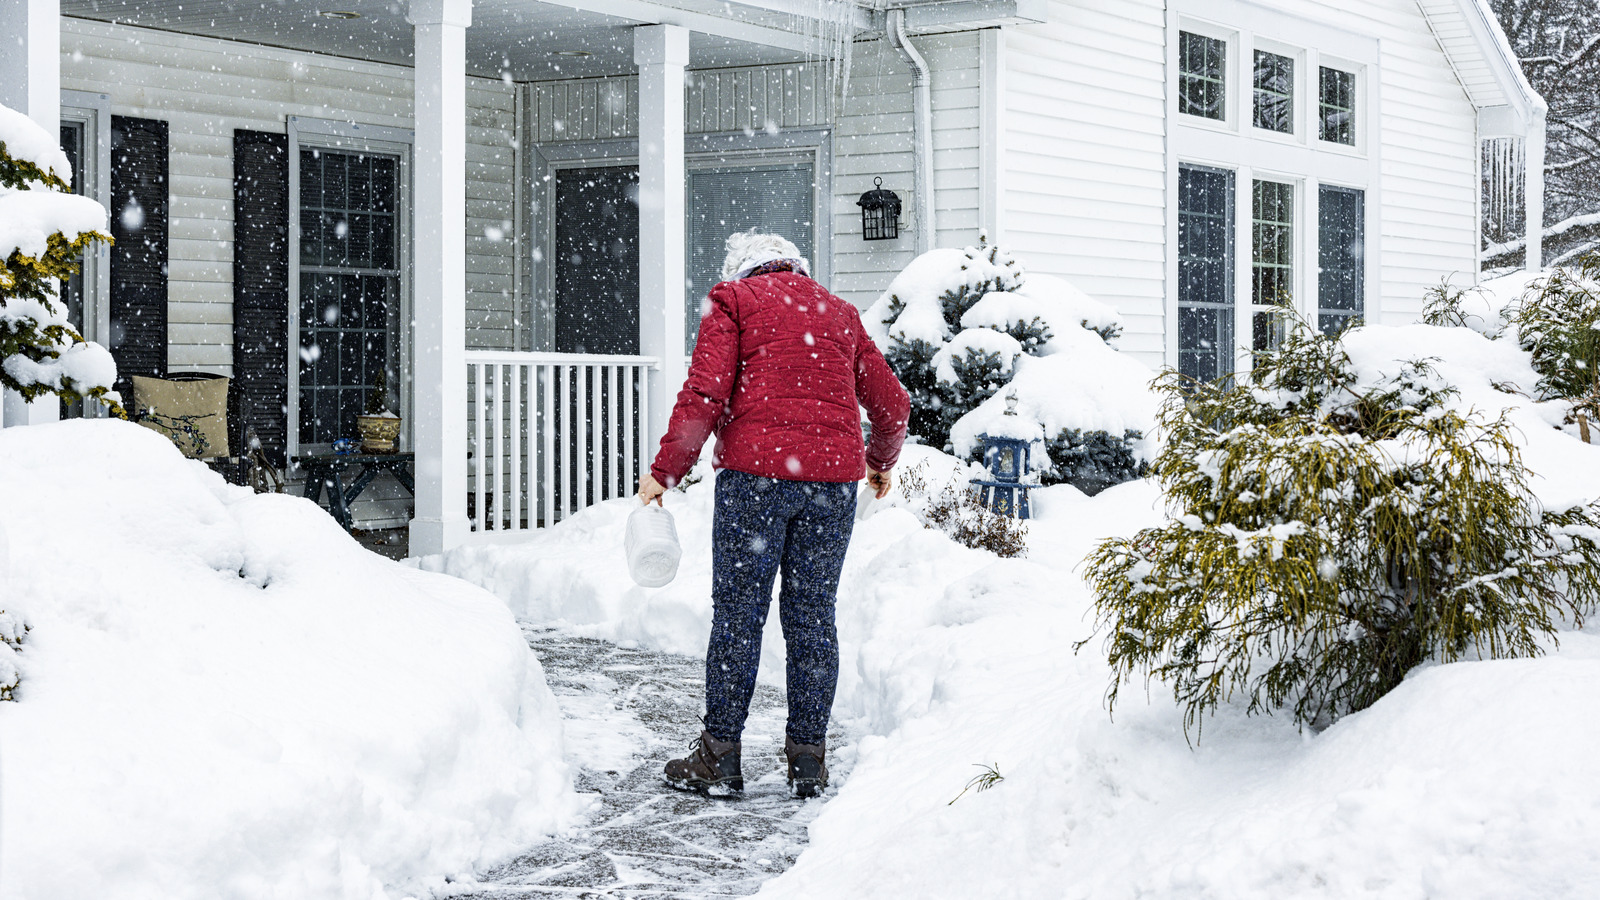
[{"left": 356, "top": 369, "right": 402, "bottom": 453}]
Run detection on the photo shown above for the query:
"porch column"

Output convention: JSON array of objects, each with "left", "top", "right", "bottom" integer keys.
[
  {"left": 0, "top": 0, "right": 62, "bottom": 428},
  {"left": 407, "top": 0, "right": 471, "bottom": 555},
  {"left": 634, "top": 25, "right": 689, "bottom": 461},
  {"left": 1525, "top": 110, "right": 1546, "bottom": 271}
]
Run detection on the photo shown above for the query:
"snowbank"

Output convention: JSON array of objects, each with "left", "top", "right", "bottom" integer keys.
[{"left": 0, "top": 420, "right": 584, "bottom": 900}]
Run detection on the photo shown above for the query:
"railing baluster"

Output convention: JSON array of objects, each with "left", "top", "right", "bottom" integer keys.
[
  {"left": 623, "top": 364, "right": 636, "bottom": 501},
  {"left": 510, "top": 361, "right": 522, "bottom": 532},
  {"left": 607, "top": 364, "right": 620, "bottom": 500},
  {"left": 542, "top": 363, "right": 554, "bottom": 529},
  {"left": 473, "top": 362, "right": 486, "bottom": 533}
]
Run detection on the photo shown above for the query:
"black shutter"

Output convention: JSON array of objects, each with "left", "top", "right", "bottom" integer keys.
[
  {"left": 109, "top": 116, "right": 169, "bottom": 397},
  {"left": 232, "top": 130, "right": 290, "bottom": 468}
]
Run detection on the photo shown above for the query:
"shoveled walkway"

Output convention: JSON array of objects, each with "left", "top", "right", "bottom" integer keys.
[{"left": 458, "top": 627, "right": 849, "bottom": 899}]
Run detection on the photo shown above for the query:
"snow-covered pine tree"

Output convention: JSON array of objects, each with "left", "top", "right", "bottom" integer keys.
[
  {"left": 0, "top": 102, "right": 120, "bottom": 415},
  {"left": 1508, "top": 252, "right": 1600, "bottom": 405},
  {"left": 1081, "top": 320, "right": 1600, "bottom": 735},
  {"left": 867, "top": 238, "right": 1154, "bottom": 494}
]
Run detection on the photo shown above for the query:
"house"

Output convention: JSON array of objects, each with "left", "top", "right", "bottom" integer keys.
[{"left": 0, "top": 0, "right": 1543, "bottom": 556}]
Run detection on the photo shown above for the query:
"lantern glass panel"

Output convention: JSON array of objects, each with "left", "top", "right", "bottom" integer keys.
[{"left": 997, "top": 446, "right": 1018, "bottom": 479}]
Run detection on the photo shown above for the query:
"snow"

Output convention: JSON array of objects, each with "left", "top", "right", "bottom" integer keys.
[
  {"left": 948, "top": 336, "right": 1160, "bottom": 464},
  {"left": 961, "top": 273, "right": 1123, "bottom": 348},
  {"left": 0, "top": 188, "right": 108, "bottom": 268},
  {"left": 0, "top": 102, "right": 73, "bottom": 182},
  {"left": 0, "top": 420, "right": 585, "bottom": 900},
  {"left": 864, "top": 246, "right": 1022, "bottom": 349},
  {"left": 432, "top": 319, "right": 1600, "bottom": 900},
  {"left": 930, "top": 327, "right": 1022, "bottom": 385}
]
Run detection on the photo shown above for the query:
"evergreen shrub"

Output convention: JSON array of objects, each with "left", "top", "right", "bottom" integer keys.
[
  {"left": 1081, "top": 321, "right": 1600, "bottom": 734},
  {"left": 869, "top": 239, "right": 1152, "bottom": 495},
  {"left": 0, "top": 104, "right": 121, "bottom": 414}
]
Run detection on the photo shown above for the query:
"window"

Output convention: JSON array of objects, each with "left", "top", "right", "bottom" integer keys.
[
  {"left": 1179, "top": 31, "right": 1228, "bottom": 121},
  {"left": 686, "top": 163, "right": 815, "bottom": 351},
  {"left": 1178, "top": 164, "right": 1236, "bottom": 382},
  {"left": 1253, "top": 51, "right": 1295, "bottom": 134},
  {"left": 1319, "top": 66, "right": 1356, "bottom": 145},
  {"left": 297, "top": 148, "right": 401, "bottom": 447},
  {"left": 1318, "top": 185, "right": 1364, "bottom": 334},
  {"left": 1252, "top": 179, "right": 1294, "bottom": 351}
]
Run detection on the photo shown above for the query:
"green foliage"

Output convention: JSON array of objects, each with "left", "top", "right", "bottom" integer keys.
[
  {"left": 948, "top": 763, "right": 1004, "bottom": 805},
  {"left": 885, "top": 336, "right": 945, "bottom": 442},
  {"left": 1420, "top": 279, "right": 1481, "bottom": 330},
  {"left": 0, "top": 609, "right": 25, "bottom": 701},
  {"left": 1509, "top": 253, "right": 1600, "bottom": 406},
  {"left": 0, "top": 133, "right": 121, "bottom": 415},
  {"left": 1080, "top": 321, "right": 1600, "bottom": 734},
  {"left": 1043, "top": 428, "right": 1147, "bottom": 495}
]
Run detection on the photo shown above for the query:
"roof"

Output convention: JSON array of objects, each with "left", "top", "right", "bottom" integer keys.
[{"left": 1416, "top": 0, "right": 1547, "bottom": 135}]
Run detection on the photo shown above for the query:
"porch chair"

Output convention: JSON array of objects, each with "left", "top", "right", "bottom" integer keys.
[{"left": 128, "top": 372, "right": 250, "bottom": 486}]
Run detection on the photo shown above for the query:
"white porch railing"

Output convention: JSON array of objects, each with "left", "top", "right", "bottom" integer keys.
[{"left": 465, "top": 351, "right": 659, "bottom": 534}]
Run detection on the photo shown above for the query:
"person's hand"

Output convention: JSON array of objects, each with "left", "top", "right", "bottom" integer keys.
[
  {"left": 866, "top": 467, "right": 893, "bottom": 500},
  {"left": 638, "top": 473, "right": 666, "bottom": 506}
]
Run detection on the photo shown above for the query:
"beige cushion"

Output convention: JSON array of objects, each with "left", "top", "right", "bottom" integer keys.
[{"left": 131, "top": 375, "right": 231, "bottom": 459}]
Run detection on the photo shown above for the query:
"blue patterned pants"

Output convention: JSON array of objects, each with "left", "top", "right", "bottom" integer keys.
[{"left": 704, "top": 469, "right": 856, "bottom": 746}]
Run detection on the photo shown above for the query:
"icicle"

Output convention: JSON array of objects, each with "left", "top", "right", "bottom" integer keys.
[{"left": 1484, "top": 136, "right": 1526, "bottom": 240}]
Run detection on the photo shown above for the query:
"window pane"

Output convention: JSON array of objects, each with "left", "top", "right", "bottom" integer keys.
[
  {"left": 1252, "top": 179, "right": 1294, "bottom": 309},
  {"left": 554, "top": 166, "right": 640, "bottom": 355},
  {"left": 1179, "top": 164, "right": 1235, "bottom": 382},
  {"left": 1319, "top": 66, "right": 1356, "bottom": 145},
  {"left": 297, "top": 147, "right": 402, "bottom": 447},
  {"left": 686, "top": 164, "right": 815, "bottom": 352},
  {"left": 1318, "top": 185, "right": 1365, "bottom": 333},
  {"left": 1179, "top": 32, "right": 1227, "bottom": 121},
  {"left": 1253, "top": 51, "right": 1294, "bottom": 133}
]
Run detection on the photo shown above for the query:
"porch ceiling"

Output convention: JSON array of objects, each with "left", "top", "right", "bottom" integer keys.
[{"left": 61, "top": 0, "right": 851, "bottom": 80}]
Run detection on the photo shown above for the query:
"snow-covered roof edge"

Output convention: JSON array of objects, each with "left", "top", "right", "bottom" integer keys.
[{"left": 1417, "top": 0, "right": 1547, "bottom": 134}]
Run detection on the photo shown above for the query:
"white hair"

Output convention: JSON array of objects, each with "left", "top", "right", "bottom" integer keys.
[{"left": 720, "top": 229, "right": 810, "bottom": 281}]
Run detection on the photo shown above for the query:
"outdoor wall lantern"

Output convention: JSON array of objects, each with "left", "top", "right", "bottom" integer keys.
[
  {"left": 857, "top": 177, "right": 902, "bottom": 241},
  {"left": 969, "top": 394, "right": 1036, "bottom": 519}
]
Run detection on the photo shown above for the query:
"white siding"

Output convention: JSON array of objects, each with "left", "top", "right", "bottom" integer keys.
[
  {"left": 832, "top": 31, "right": 985, "bottom": 311},
  {"left": 999, "top": 0, "right": 1481, "bottom": 370},
  {"left": 59, "top": 17, "right": 520, "bottom": 370},
  {"left": 1003, "top": 0, "right": 1170, "bottom": 368},
  {"left": 525, "top": 64, "right": 833, "bottom": 143}
]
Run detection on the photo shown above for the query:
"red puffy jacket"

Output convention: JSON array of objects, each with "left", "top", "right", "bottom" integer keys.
[{"left": 650, "top": 271, "right": 910, "bottom": 487}]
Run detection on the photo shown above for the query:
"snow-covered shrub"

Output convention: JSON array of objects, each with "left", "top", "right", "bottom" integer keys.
[
  {"left": 1082, "top": 320, "right": 1600, "bottom": 733},
  {"left": 0, "top": 102, "right": 121, "bottom": 414},
  {"left": 898, "top": 460, "right": 1027, "bottom": 558},
  {"left": 867, "top": 240, "right": 1155, "bottom": 494},
  {"left": 1507, "top": 252, "right": 1600, "bottom": 410},
  {"left": 0, "top": 608, "right": 25, "bottom": 701}
]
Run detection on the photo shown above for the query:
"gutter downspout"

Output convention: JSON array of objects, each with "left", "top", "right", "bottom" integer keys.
[{"left": 888, "top": 7, "right": 935, "bottom": 255}]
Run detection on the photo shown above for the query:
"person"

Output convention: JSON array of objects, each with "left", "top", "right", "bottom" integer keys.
[{"left": 638, "top": 230, "right": 909, "bottom": 799}]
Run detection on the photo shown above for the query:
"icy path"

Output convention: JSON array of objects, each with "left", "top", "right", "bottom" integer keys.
[{"left": 457, "top": 627, "right": 850, "bottom": 899}]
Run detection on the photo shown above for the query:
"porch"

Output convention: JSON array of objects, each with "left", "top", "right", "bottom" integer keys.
[{"left": 0, "top": 0, "right": 912, "bottom": 555}]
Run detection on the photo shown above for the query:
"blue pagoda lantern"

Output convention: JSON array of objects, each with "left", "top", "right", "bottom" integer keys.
[{"left": 969, "top": 393, "right": 1036, "bottom": 519}]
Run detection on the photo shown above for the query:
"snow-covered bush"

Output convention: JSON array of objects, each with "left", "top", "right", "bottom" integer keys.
[
  {"left": 1082, "top": 321, "right": 1600, "bottom": 733},
  {"left": 1507, "top": 253, "right": 1600, "bottom": 413},
  {"left": 866, "top": 240, "right": 1155, "bottom": 494},
  {"left": 0, "top": 102, "right": 120, "bottom": 414}
]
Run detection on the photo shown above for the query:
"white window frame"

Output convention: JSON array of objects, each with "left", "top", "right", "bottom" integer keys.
[
  {"left": 1167, "top": 0, "right": 1381, "bottom": 378},
  {"left": 59, "top": 90, "right": 112, "bottom": 353},
  {"left": 286, "top": 116, "right": 414, "bottom": 459},
  {"left": 1176, "top": 20, "right": 1240, "bottom": 133}
]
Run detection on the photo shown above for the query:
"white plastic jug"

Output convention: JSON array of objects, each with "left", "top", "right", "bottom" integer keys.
[{"left": 626, "top": 501, "right": 682, "bottom": 588}]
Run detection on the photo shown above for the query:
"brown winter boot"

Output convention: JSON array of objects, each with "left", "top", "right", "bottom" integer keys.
[
  {"left": 663, "top": 730, "right": 744, "bottom": 796},
  {"left": 784, "top": 735, "right": 828, "bottom": 799}
]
